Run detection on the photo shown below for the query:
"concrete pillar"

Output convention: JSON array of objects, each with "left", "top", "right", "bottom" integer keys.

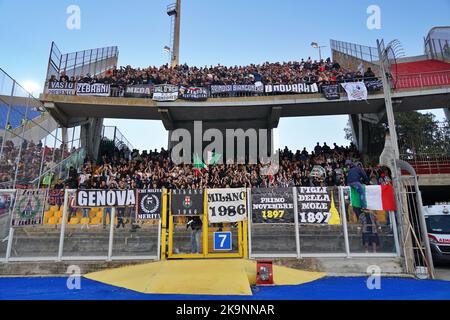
[
  {"left": 80, "top": 118, "right": 104, "bottom": 161},
  {"left": 444, "top": 108, "right": 450, "bottom": 123},
  {"left": 350, "top": 114, "right": 370, "bottom": 155}
]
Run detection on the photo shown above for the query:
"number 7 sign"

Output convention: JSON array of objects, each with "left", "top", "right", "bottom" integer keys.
[{"left": 214, "top": 232, "right": 232, "bottom": 251}]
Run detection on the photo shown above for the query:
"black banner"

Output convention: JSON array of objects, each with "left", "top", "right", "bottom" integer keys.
[
  {"left": 179, "top": 86, "right": 208, "bottom": 100},
  {"left": 210, "top": 84, "right": 264, "bottom": 94},
  {"left": 264, "top": 83, "right": 319, "bottom": 94},
  {"left": 296, "top": 187, "right": 336, "bottom": 224},
  {"left": 136, "top": 189, "right": 162, "bottom": 220},
  {"left": 0, "top": 191, "right": 14, "bottom": 218},
  {"left": 364, "top": 79, "right": 383, "bottom": 91},
  {"left": 47, "top": 81, "right": 76, "bottom": 95},
  {"left": 171, "top": 189, "right": 203, "bottom": 216},
  {"left": 322, "top": 84, "right": 340, "bottom": 100},
  {"left": 124, "top": 84, "right": 154, "bottom": 98},
  {"left": 251, "top": 188, "right": 294, "bottom": 223},
  {"left": 76, "top": 189, "right": 136, "bottom": 207},
  {"left": 48, "top": 189, "right": 64, "bottom": 206}
]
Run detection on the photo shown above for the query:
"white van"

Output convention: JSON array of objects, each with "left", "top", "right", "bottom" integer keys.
[{"left": 424, "top": 205, "right": 450, "bottom": 264}]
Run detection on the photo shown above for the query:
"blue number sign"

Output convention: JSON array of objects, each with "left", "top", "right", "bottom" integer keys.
[{"left": 214, "top": 231, "right": 232, "bottom": 251}]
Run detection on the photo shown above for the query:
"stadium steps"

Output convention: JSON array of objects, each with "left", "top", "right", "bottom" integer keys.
[
  {"left": 394, "top": 59, "right": 450, "bottom": 74},
  {"left": 84, "top": 259, "right": 325, "bottom": 295},
  {"left": 43, "top": 206, "right": 159, "bottom": 226}
]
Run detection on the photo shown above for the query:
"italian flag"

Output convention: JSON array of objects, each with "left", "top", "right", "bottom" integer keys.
[
  {"left": 193, "top": 153, "right": 208, "bottom": 175},
  {"left": 350, "top": 185, "right": 396, "bottom": 211}
]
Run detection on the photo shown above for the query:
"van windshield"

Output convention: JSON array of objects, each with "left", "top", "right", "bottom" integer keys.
[{"left": 426, "top": 215, "right": 450, "bottom": 234}]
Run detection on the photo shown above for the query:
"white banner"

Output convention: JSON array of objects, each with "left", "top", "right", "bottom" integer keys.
[
  {"left": 153, "top": 84, "right": 179, "bottom": 101},
  {"left": 152, "top": 92, "right": 179, "bottom": 101},
  {"left": 341, "top": 82, "right": 368, "bottom": 101},
  {"left": 207, "top": 188, "right": 247, "bottom": 223},
  {"left": 76, "top": 83, "right": 111, "bottom": 96}
]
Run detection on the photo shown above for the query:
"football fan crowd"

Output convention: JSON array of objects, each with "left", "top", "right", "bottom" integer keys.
[
  {"left": 62, "top": 142, "right": 392, "bottom": 192},
  {"left": 0, "top": 139, "right": 74, "bottom": 187},
  {"left": 49, "top": 57, "right": 377, "bottom": 89}
]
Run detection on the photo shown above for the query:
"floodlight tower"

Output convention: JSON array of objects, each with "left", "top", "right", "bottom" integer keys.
[{"left": 167, "top": 0, "right": 181, "bottom": 67}]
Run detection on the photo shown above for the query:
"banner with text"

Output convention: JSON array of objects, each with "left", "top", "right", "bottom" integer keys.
[
  {"left": 265, "top": 83, "right": 319, "bottom": 94},
  {"left": 11, "top": 189, "right": 47, "bottom": 227},
  {"left": 76, "top": 189, "right": 136, "bottom": 207},
  {"left": 322, "top": 84, "right": 340, "bottom": 100},
  {"left": 171, "top": 189, "right": 204, "bottom": 216},
  {"left": 0, "top": 191, "right": 15, "bottom": 218},
  {"left": 76, "top": 83, "right": 111, "bottom": 96},
  {"left": 251, "top": 188, "right": 294, "bottom": 223},
  {"left": 341, "top": 82, "right": 368, "bottom": 101},
  {"left": 153, "top": 84, "right": 179, "bottom": 101},
  {"left": 48, "top": 189, "right": 64, "bottom": 206},
  {"left": 210, "top": 84, "right": 264, "bottom": 94},
  {"left": 179, "top": 86, "right": 208, "bottom": 100},
  {"left": 364, "top": 79, "right": 383, "bottom": 91},
  {"left": 136, "top": 189, "right": 162, "bottom": 220},
  {"left": 208, "top": 188, "right": 247, "bottom": 223},
  {"left": 47, "top": 81, "right": 76, "bottom": 95},
  {"left": 124, "top": 84, "right": 154, "bottom": 98},
  {"left": 296, "top": 187, "right": 341, "bottom": 225}
]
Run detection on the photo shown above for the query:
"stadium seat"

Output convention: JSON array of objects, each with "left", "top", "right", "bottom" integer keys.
[
  {"left": 69, "top": 218, "right": 80, "bottom": 225},
  {"left": 44, "top": 211, "right": 54, "bottom": 219},
  {"left": 47, "top": 217, "right": 58, "bottom": 225},
  {"left": 91, "top": 217, "right": 102, "bottom": 225},
  {"left": 80, "top": 217, "right": 90, "bottom": 225}
]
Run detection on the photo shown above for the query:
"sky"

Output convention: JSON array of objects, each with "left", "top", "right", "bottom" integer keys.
[{"left": 0, "top": 0, "right": 449, "bottom": 151}]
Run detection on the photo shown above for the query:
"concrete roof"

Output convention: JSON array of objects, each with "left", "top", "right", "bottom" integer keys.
[{"left": 39, "top": 86, "right": 450, "bottom": 129}]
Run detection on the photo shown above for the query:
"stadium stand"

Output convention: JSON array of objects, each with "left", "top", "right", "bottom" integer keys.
[
  {"left": 47, "top": 57, "right": 379, "bottom": 98},
  {"left": 39, "top": 142, "right": 393, "bottom": 226},
  {"left": 0, "top": 104, "right": 41, "bottom": 129},
  {"left": 393, "top": 59, "right": 450, "bottom": 89}
]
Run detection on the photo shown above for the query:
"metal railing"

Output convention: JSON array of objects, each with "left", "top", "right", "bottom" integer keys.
[
  {"left": 45, "top": 42, "right": 119, "bottom": 89},
  {"left": 0, "top": 189, "right": 161, "bottom": 262},
  {"left": 0, "top": 187, "right": 403, "bottom": 263},
  {"left": 330, "top": 39, "right": 379, "bottom": 64},
  {"left": 0, "top": 67, "right": 82, "bottom": 189},
  {"left": 102, "top": 126, "right": 134, "bottom": 151},
  {"left": 424, "top": 37, "right": 450, "bottom": 62},
  {"left": 393, "top": 70, "right": 450, "bottom": 89},
  {"left": 400, "top": 154, "right": 450, "bottom": 175}
]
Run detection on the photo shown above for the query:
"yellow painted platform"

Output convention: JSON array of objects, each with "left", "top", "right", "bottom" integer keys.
[{"left": 85, "top": 259, "right": 325, "bottom": 296}]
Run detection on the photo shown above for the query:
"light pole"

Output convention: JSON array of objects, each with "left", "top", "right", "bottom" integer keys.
[
  {"left": 311, "top": 42, "right": 327, "bottom": 61},
  {"left": 164, "top": 46, "right": 172, "bottom": 65}
]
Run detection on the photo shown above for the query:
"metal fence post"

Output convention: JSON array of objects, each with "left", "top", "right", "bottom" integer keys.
[
  {"left": 390, "top": 211, "right": 401, "bottom": 257},
  {"left": 57, "top": 189, "right": 69, "bottom": 261},
  {"left": 107, "top": 207, "right": 116, "bottom": 261},
  {"left": 246, "top": 187, "right": 253, "bottom": 259},
  {"left": 293, "top": 187, "right": 301, "bottom": 259},
  {"left": 0, "top": 80, "right": 16, "bottom": 158},
  {"left": 339, "top": 187, "right": 351, "bottom": 258},
  {"left": 5, "top": 227, "right": 14, "bottom": 263}
]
